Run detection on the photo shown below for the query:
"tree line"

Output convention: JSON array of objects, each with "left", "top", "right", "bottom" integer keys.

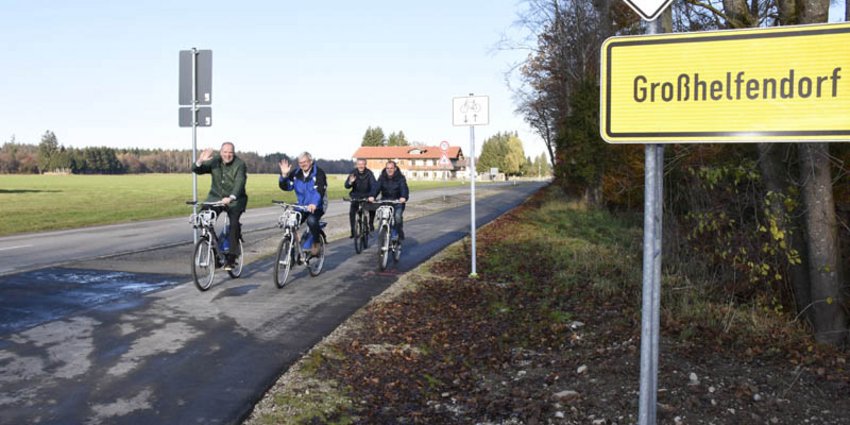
[
  {"left": 0, "top": 131, "right": 358, "bottom": 175},
  {"left": 476, "top": 131, "right": 552, "bottom": 177},
  {"left": 510, "top": 0, "right": 850, "bottom": 345}
]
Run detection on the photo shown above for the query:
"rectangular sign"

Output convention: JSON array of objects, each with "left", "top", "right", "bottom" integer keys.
[
  {"left": 179, "top": 50, "right": 212, "bottom": 106},
  {"left": 452, "top": 95, "right": 489, "bottom": 126},
  {"left": 179, "top": 107, "right": 212, "bottom": 127},
  {"left": 600, "top": 22, "right": 850, "bottom": 143}
]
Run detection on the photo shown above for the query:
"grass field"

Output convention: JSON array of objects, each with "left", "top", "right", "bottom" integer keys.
[{"left": 0, "top": 174, "right": 464, "bottom": 237}]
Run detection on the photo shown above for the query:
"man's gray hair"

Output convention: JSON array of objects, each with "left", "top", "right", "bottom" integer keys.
[
  {"left": 221, "top": 141, "right": 235, "bottom": 150},
  {"left": 298, "top": 151, "right": 313, "bottom": 163}
]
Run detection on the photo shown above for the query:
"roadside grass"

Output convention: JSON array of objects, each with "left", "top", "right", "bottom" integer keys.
[
  {"left": 245, "top": 184, "right": 826, "bottom": 423},
  {"left": 0, "top": 174, "right": 462, "bottom": 236}
]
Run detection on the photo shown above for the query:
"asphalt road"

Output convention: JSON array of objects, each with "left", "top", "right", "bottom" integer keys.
[
  {"left": 0, "top": 181, "right": 546, "bottom": 424},
  {"left": 0, "top": 185, "right": 485, "bottom": 276}
]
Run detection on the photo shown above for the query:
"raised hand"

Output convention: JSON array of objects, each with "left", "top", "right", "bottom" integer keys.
[
  {"left": 278, "top": 159, "right": 291, "bottom": 176},
  {"left": 348, "top": 173, "right": 357, "bottom": 183},
  {"left": 198, "top": 147, "right": 214, "bottom": 162}
]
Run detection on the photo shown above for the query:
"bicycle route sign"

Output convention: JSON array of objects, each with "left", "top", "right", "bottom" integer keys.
[
  {"left": 452, "top": 95, "right": 489, "bottom": 126},
  {"left": 600, "top": 22, "right": 850, "bottom": 144}
]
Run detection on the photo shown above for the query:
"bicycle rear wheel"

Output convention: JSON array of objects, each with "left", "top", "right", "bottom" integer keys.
[
  {"left": 192, "top": 237, "right": 215, "bottom": 291},
  {"left": 227, "top": 239, "right": 244, "bottom": 278},
  {"left": 308, "top": 234, "right": 326, "bottom": 276},
  {"left": 274, "top": 234, "right": 294, "bottom": 288},
  {"left": 377, "top": 225, "right": 390, "bottom": 271}
]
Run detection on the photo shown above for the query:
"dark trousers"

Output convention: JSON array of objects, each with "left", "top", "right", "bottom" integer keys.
[
  {"left": 349, "top": 202, "right": 375, "bottom": 235},
  {"left": 215, "top": 207, "right": 242, "bottom": 261},
  {"left": 394, "top": 204, "right": 405, "bottom": 240},
  {"left": 303, "top": 209, "right": 325, "bottom": 245}
]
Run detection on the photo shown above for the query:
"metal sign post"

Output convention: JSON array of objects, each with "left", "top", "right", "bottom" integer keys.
[
  {"left": 452, "top": 94, "right": 489, "bottom": 278},
  {"left": 179, "top": 48, "right": 212, "bottom": 244},
  {"left": 637, "top": 18, "right": 664, "bottom": 425}
]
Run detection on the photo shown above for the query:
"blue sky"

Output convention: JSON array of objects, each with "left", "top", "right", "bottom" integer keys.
[{"left": 0, "top": 0, "right": 544, "bottom": 161}]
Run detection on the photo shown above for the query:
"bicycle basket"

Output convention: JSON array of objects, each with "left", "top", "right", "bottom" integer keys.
[
  {"left": 191, "top": 209, "right": 217, "bottom": 228},
  {"left": 279, "top": 210, "right": 301, "bottom": 229},
  {"left": 376, "top": 205, "right": 393, "bottom": 220}
]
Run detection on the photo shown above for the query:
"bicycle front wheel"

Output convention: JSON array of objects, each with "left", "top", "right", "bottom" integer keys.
[
  {"left": 359, "top": 218, "right": 370, "bottom": 251},
  {"left": 309, "top": 234, "right": 326, "bottom": 276},
  {"left": 377, "top": 225, "right": 390, "bottom": 271},
  {"left": 393, "top": 238, "right": 402, "bottom": 263},
  {"left": 353, "top": 215, "right": 363, "bottom": 254},
  {"left": 192, "top": 237, "right": 215, "bottom": 291},
  {"left": 227, "top": 239, "right": 244, "bottom": 278},
  {"left": 274, "top": 234, "right": 294, "bottom": 288}
]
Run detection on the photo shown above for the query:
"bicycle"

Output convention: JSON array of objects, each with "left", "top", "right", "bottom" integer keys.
[
  {"left": 371, "top": 199, "right": 403, "bottom": 271},
  {"left": 187, "top": 201, "right": 244, "bottom": 291},
  {"left": 272, "top": 200, "right": 327, "bottom": 287},
  {"left": 344, "top": 197, "right": 371, "bottom": 254}
]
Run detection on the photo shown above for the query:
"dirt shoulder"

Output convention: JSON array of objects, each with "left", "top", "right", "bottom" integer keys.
[{"left": 244, "top": 186, "right": 850, "bottom": 425}]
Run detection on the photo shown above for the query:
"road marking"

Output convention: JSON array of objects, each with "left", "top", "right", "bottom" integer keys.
[{"left": 0, "top": 244, "right": 32, "bottom": 252}]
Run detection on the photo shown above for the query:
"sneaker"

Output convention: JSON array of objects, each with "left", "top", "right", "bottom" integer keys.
[{"left": 223, "top": 263, "right": 234, "bottom": 271}]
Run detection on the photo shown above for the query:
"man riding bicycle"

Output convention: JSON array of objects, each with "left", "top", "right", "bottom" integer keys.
[
  {"left": 345, "top": 158, "right": 377, "bottom": 238},
  {"left": 278, "top": 151, "right": 328, "bottom": 256},
  {"left": 368, "top": 160, "right": 409, "bottom": 243},
  {"left": 192, "top": 141, "right": 248, "bottom": 270}
]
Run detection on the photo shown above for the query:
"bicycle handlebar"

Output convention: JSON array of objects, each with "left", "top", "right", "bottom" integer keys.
[
  {"left": 272, "top": 200, "right": 310, "bottom": 211},
  {"left": 343, "top": 197, "right": 369, "bottom": 203},
  {"left": 186, "top": 200, "right": 229, "bottom": 208}
]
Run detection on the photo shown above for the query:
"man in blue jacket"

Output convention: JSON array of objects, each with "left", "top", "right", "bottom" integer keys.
[
  {"left": 344, "top": 158, "right": 377, "bottom": 238},
  {"left": 368, "top": 160, "right": 409, "bottom": 242},
  {"left": 278, "top": 152, "right": 328, "bottom": 255}
]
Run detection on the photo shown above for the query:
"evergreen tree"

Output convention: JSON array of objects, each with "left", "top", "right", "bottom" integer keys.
[
  {"left": 388, "top": 131, "right": 409, "bottom": 146},
  {"left": 361, "top": 126, "right": 386, "bottom": 146},
  {"left": 37, "top": 130, "right": 59, "bottom": 173}
]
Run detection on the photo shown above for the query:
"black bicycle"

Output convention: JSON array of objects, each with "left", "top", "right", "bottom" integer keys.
[
  {"left": 272, "top": 201, "right": 327, "bottom": 287},
  {"left": 345, "top": 197, "right": 371, "bottom": 254},
  {"left": 371, "top": 199, "right": 403, "bottom": 271},
  {"left": 187, "top": 201, "right": 244, "bottom": 291}
]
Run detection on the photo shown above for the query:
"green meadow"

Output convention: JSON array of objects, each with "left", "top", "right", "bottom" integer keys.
[{"left": 0, "top": 174, "right": 463, "bottom": 237}]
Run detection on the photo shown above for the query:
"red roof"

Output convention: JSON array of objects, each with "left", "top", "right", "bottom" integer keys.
[{"left": 352, "top": 145, "right": 463, "bottom": 160}]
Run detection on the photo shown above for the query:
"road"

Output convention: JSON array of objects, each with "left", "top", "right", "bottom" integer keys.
[
  {"left": 0, "top": 185, "right": 485, "bottom": 276},
  {"left": 0, "top": 181, "right": 546, "bottom": 424}
]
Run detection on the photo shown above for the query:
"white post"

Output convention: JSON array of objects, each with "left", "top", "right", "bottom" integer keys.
[{"left": 469, "top": 124, "right": 477, "bottom": 278}]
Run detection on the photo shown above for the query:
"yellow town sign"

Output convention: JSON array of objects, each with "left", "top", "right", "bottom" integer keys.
[{"left": 600, "top": 22, "right": 850, "bottom": 143}]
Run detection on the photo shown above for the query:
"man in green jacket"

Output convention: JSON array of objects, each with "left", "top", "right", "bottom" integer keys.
[{"left": 192, "top": 141, "right": 248, "bottom": 270}]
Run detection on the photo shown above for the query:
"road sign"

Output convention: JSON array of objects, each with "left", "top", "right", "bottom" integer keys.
[
  {"left": 179, "top": 50, "right": 212, "bottom": 105},
  {"left": 621, "top": 0, "right": 673, "bottom": 21},
  {"left": 179, "top": 107, "right": 211, "bottom": 127},
  {"left": 452, "top": 95, "right": 489, "bottom": 126},
  {"left": 440, "top": 140, "right": 450, "bottom": 151},
  {"left": 439, "top": 154, "right": 451, "bottom": 168},
  {"left": 600, "top": 22, "right": 850, "bottom": 144}
]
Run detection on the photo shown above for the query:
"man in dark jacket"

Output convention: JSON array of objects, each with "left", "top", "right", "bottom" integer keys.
[
  {"left": 344, "top": 159, "right": 377, "bottom": 238},
  {"left": 278, "top": 151, "right": 328, "bottom": 255},
  {"left": 192, "top": 141, "right": 248, "bottom": 269},
  {"left": 368, "top": 160, "right": 409, "bottom": 241}
]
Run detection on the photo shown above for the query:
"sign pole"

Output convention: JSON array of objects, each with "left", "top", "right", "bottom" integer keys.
[
  {"left": 469, "top": 123, "right": 477, "bottom": 278},
  {"left": 638, "top": 18, "right": 664, "bottom": 425},
  {"left": 191, "top": 47, "right": 199, "bottom": 245},
  {"left": 452, "top": 93, "right": 488, "bottom": 278}
]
